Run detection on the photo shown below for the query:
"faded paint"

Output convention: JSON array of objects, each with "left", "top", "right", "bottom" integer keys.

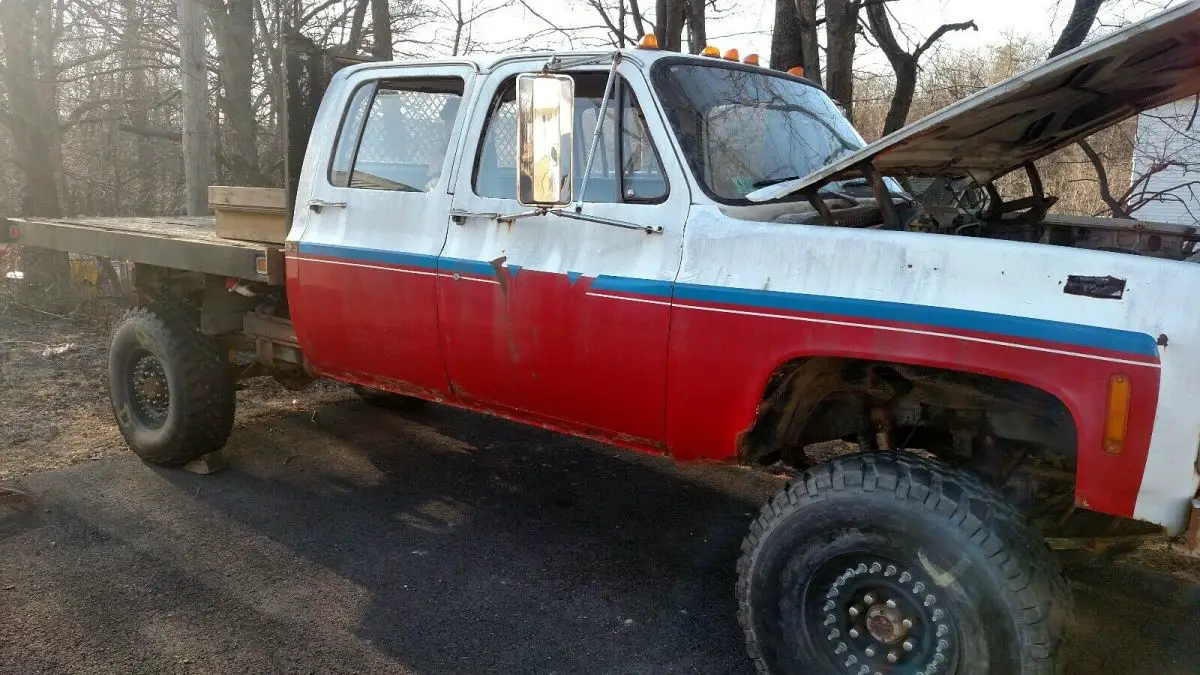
[{"left": 285, "top": 37, "right": 1200, "bottom": 537}]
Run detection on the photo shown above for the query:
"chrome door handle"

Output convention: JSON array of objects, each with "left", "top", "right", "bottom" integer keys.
[{"left": 308, "top": 199, "right": 347, "bottom": 213}]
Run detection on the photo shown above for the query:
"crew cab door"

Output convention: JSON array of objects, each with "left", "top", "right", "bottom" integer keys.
[
  {"left": 438, "top": 61, "right": 689, "bottom": 445},
  {"left": 288, "top": 64, "right": 475, "bottom": 395}
]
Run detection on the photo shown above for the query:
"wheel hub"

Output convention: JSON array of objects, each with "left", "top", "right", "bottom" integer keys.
[
  {"left": 806, "top": 555, "right": 957, "bottom": 674},
  {"left": 865, "top": 603, "right": 908, "bottom": 644},
  {"left": 128, "top": 351, "right": 169, "bottom": 428}
]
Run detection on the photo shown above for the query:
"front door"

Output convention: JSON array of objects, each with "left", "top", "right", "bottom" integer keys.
[
  {"left": 289, "top": 64, "right": 475, "bottom": 396},
  {"left": 438, "top": 62, "right": 689, "bottom": 446}
]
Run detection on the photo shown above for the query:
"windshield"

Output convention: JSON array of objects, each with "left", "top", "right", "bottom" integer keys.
[{"left": 651, "top": 62, "right": 868, "bottom": 203}]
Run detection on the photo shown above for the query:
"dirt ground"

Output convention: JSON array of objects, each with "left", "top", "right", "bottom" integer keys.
[
  {"left": 0, "top": 301, "right": 354, "bottom": 482},
  {"left": 3, "top": 298, "right": 1200, "bottom": 674}
]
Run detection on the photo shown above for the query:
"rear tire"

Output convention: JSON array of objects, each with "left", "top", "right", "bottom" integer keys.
[
  {"left": 737, "top": 452, "right": 1070, "bottom": 674},
  {"left": 108, "top": 303, "right": 235, "bottom": 466}
]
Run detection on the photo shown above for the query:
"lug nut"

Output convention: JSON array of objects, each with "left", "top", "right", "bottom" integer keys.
[
  {"left": 937, "top": 624, "right": 948, "bottom": 637},
  {"left": 899, "top": 572, "right": 912, "bottom": 583},
  {"left": 885, "top": 599, "right": 897, "bottom": 609},
  {"left": 825, "top": 614, "right": 837, "bottom": 626},
  {"left": 913, "top": 582, "right": 925, "bottom": 593},
  {"left": 885, "top": 565, "right": 897, "bottom": 577},
  {"left": 864, "top": 647, "right": 876, "bottom": 658},
  {"left": 863, "top": 593, "right": 876, "bottom": 605},
  {"left": 835, "top": 642, "right": 848, "bottom": 655},
  {"left": 849, "top": 604, "right": 862, "bottom": 617},
  {"left": 902, "top": 618, "right": 913, "bottom": 629},
  {"left": 858, "top": 666, "right": 870, "bottom": 675},
  {"left": 932, "top": 609, "right": 944, "bottom": 621},
  {"left": 869, "top": 562, "right": 882, "bottom": 574},
  {"left": 856, "top": 563, "right": 868, "bottom": 574},
  {"left": 823, "top": 600, "right": 836, "bottom": 612},
  {"left": 845, "top": 655, "right": 858, "bottom": 666},
  {"left": 887, "top": 651, "right": 899, "bottom": 663},
  {"left": 849, "top": 628, "right": 860, "bottom": 639},
  {"left": 902, "top": 639, "right": 914, "bottom": 652},
  {"left": 828, "top": 629, "right": 840, "bottom": 640}
]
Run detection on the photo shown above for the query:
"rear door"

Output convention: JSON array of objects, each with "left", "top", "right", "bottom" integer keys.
[
  {"left": 437, "top": 61, "right": 689, "bottom": 445},
  {"left": 289, "top": 64, "right": 475, "bottom": 396}
]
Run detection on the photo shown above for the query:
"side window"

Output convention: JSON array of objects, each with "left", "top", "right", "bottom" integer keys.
[
  {"left": 473, "top": 75, "right": 667, "bottom": 203},
  {"left": 328, "top": 77, "right": 465, "bottom": 192}
]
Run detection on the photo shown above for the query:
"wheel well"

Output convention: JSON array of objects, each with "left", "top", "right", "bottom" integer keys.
[{"left": 738, "top": 357, "right": 1078, "bottom": 484}]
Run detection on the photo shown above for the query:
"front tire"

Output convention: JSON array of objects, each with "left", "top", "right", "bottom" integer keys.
[
  {"left": 108, "top": 303, "right": 235, "bottom": 466},
  {"left": 737, "top": 452, "right": 1070, "bottom": 674}
]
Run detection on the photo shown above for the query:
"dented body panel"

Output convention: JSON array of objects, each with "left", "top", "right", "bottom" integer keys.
[{"left": 282, "top": 6, "right": 1200, "bottom": 538}]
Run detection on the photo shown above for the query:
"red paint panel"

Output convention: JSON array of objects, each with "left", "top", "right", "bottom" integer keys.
[
  {"left": 437, "top": 269, "right": 669, "bottom": 446},
  {"left": 287, "top": 255, "right": 449, "bottom": 395},
  {"left": 665, "top": 303, "right": 1160, "bottom": 519}
]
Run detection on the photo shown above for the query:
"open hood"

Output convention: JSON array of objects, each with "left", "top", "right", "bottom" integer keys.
[{"left": 747, "top": 0, "right": 1200, "bottom": 203}]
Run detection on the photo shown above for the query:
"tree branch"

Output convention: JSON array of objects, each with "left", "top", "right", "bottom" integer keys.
[
  {"left": 1079, "top": 138, "right": 1131, "bottom": 218},
  {"left": 914, "top": 20, "right": 977, "bottom": 60}
]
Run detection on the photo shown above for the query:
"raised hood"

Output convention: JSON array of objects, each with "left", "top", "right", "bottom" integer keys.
[{"left": 747, "top": 0, "right": 1200, "bottom": 203}]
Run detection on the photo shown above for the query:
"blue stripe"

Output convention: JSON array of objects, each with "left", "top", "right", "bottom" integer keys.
[
  {"left": 673, "top": 283, "right": 1158, "bottom": 357},
  {"left": 591, "top": 275, "right": 675, "bottom": 297},
  {"left": 298, "top": 242, "right": 438, "bottom": 269},
  {"left": 296, "top": 242, "right": 1157, "bottom": 358}
]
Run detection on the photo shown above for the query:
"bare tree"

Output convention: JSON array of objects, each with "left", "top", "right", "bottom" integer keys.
[
  {"left": 1048, "top": 0, "right": 1105, "bottom": 58},
  {"left": 865, "top": 3, "right": 977, "bottom": 135},
  {"left": 824, "top": 0, "right": 856, "bottom": 114}
]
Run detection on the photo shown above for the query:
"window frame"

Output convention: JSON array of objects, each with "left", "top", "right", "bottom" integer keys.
[
  {"left": 470, "top": 70, "right": 671, "bottom": 205},
  {"left": 325, "top": 75, "right": 467, "bottom": 192},
  {"left": 326, "top": 80, "right": 378, "bottom": 189}
]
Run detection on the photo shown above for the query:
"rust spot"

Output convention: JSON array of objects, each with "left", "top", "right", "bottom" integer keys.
[{"left": 490, "top": 255, "right": 510, "bottom": 295}]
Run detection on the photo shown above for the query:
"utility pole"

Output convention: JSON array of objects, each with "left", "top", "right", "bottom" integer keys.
[{"left": 177, "top": 0, "right": 210, "bottom": 215}]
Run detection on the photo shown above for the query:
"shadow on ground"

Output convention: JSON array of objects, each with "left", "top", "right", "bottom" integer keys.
[{"left": 1, "top": 397, "right": 1198, "bottom": 674}]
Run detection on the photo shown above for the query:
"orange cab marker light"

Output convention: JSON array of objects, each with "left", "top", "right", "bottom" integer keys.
[
  {"left": 1103, "top": 373, "right": 1132, "bottom": 454},
  {"left": 701, "top": 46, "right": 720, "bottom": 57},
  {"left": 787, "top": 66, "right": 805, "bottom": 77},
  {"left": 638, "top": 34, "right": 659, "bottom": 49},
  {"left": 742, "top": 53, "right": 760, "bottom": 66},
  {"left": 722, "top": 48, "right": 739, "bottom": 61}
]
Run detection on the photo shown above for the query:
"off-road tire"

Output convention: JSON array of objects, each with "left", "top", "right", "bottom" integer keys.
[
  {"left": 737, "top": 452, "right": 1071, "bottom": 675},
  {"left": 353, "top": 384, "right": 427, "bottom": 412},
  {"left": 108, "top": 303, "right": 235, "bottom": 466}
]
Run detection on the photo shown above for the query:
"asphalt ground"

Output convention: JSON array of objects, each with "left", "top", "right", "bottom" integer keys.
[{"left": 2, "top": 398, "right": 1198, "bottom": 674}]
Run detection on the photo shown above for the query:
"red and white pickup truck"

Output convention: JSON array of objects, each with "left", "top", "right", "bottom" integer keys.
[{"left": 7, "top": 3, "right": 1200, "bottom": 673}]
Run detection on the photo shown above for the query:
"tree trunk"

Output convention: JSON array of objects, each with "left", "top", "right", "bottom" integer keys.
[
  {"left": 177, "top": 0, "right": 210, "bottom": 215},
  {"left": 882, "top": 58, "right": 917, "bottom": 135},
  {"left": 824, "top": 0, "right": 857, "bottom": 119},
  {"left": 654, "top": 0, "right": 685, "bottom": 52},
  {"left": 1048, "top": 0, "right": 1104, "bottom": 58},
  {"left": 796, "top": 0, "right": 821, "bottom": 86},
  {"left": 0, "top": 0, "right": 69, "bottom": 292},
  {"left": 371, "top": 0, "right": 392, "bottom": 59},
  {"left": 770, "top": 0, "right": 804, "bottom": 71},
  {"left": 685, "top": 0, "right": 705, "bottom": 54},
  {"left": 211, "top": 0, "right": 264, "bottom": 185},
  {"left": 121, "top": 0, "right": 154, "bottom": 213}
]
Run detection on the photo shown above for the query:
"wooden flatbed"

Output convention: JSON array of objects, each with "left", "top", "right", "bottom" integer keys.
[{"left": 2, "top": 215, "right": 286, "bottom": 285}]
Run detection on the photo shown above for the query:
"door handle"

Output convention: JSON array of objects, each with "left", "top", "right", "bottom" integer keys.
[
  {"left": 308, "top": 199, "right": 347, "bottom": 213},
  {"left": 449, "top": 208, "right": 500, "bottom": 224}
]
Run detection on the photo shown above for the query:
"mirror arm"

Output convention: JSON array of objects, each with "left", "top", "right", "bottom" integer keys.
[
  {"left": 552, "top": 208, "right": 663, "bottom": 234},
  {"left": 575, "top": 52, "right": 623, "bottom": 213}
]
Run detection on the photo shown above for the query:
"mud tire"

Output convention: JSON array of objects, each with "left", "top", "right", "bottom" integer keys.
[
  {"left": 737, "top": 452, "right": 1071, "bottom": 674},
  {"left": 108, "top": 303, "right": 235, "bottom": 466}
]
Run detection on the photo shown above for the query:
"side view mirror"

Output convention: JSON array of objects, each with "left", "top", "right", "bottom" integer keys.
[{"left": 516, "top": 73, "right": 574, "bottom": 207}]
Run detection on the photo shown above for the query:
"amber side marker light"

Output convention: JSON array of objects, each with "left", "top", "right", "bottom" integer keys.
[{"left": 1103, "top": 374, "right": 1132, "bottom": 454}]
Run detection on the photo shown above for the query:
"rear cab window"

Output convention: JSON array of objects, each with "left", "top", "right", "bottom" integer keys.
[{"left": 328, "top": 77, "right": 466, "bottom": 192}]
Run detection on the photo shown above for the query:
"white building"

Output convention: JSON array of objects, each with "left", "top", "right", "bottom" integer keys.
[{"left": 1130, "top": 97, "right": 1200, "bottom": 225}]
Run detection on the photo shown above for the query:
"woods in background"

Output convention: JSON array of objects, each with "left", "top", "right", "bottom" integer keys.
[{"left": 0, "top": 0, "right": 1189, "bottom": 232}]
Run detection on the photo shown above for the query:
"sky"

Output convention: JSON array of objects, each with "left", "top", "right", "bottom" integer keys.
[{"left": 403, "top": 0, "right": 1182, "bottom": 71}]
